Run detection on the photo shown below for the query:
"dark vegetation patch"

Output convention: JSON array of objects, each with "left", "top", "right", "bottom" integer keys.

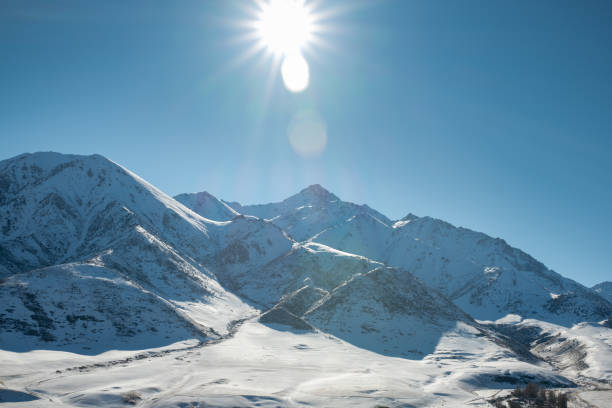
[{"left": 490, "top": 383, "right": 569, "bottom": 408}]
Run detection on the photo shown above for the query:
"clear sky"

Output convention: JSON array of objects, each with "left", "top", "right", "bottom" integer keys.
[{"left": 1, "top": 0, "right": 611, "bottom": 287}]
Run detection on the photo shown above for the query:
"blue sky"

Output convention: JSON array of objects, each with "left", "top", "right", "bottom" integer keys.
[{"left": 1, "top": 0, "right": 611, "bottom": 286}]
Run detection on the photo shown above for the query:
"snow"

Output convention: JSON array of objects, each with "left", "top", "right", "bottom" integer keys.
[
  {"left": 303, "top": 266, "right": 473, "bottom": 358},
  {"left": 0, "top": 263, "right": 207, "bottom": 353},
  {"left": 310, "top": 201, "right": 612, "bottom": 326},
  {"left": 491, "top": 314, "right": 524, "bottom": 325},
  {"left": 0, "top": 320, "right": 573, "bottom": 407},
  {"left": 302, "top": 241, "right": 374, "bottom": 260},
  {"left": 174, "top": 191, "right": 240, "bottom": 222},
  {"left": 1, "top": 152, "right": 611, "bottom": 407},
  {"left": 226, "top": 184, "right": 391, "bottom": 242},
  {"left": 491, "top": 318, "right": 612, "bottom": 384},
  {"left": 576, "top": 390, "right": 612, "bottom": 408},
  {"left": 592, "top": 281, "right": 612, "bottom": 302},
  {"left": 0, "top": 152, "right": 283, "bottom": 349}
]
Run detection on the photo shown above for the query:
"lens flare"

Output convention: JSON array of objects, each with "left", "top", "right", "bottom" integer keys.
[
  {"left": 287, "top": 110, "right": 328, "bottom": 157},
  {"left": 281, "top": 53, "right": 310, "bottom": 93}
]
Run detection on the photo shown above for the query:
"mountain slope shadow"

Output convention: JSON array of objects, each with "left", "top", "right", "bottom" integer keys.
[
  {"left": 253, "top": 262, "right": 483, "bottom": 359},
  {"left": 258, "top": 306, "right": 315, "bottom": 332},
  {"left": 301, "top": 267, "right": 474, "bottom": 359},
  {"left": 0, "top": 389, "right": 39, "bottom": 403},
  {"left": 221, "top": 240, "right": 484, "bottom": 360}
]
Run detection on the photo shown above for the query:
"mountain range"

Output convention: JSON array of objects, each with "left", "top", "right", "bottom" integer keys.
[
  {"left": 1, "top": 152, "right": 610, "bottom": 407},
  {"left": 178, "top": 182, "right": 611, "bottom": 327}
]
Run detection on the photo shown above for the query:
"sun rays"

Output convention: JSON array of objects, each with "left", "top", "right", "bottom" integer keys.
[
  {"left": 239, "top": 0, "right": 326, "bottom": 93},
  {"left": 219, "top": 0, "right": 341, "bottom": 158},
  {"left": 254, "top": 0, "right": 315, "bottom": 92}
]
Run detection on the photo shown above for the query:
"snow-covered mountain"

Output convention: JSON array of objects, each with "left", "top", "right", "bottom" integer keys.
[
  {"left": 301, "top": 264, "right": 476, "bottom": 358},
  {"left": 593, "top": 281, "right": 612, "bottom": 303},
  {"left": 226, "top": 184, "right": 391, "bottom": 242},
  {"left": 0, "top": 153, "right": 292, "bottom": 351},
  {"left": 325, "top": 214, "right": 611, "bottom": 325},
  {"left": 324, "top": 213, "right": 611, "bottom": 325},
  {"left": 222, "top": 184, "right": 610, "bottom": 326},
  {"left": 0, "top": 152, "right": 214, "bottom": 277},
  {"left": 211, "top": 239, "right": 528, "bottom": 359},
  {"left": 2, "top": 152, "right": 611, "bottom": 407},
  {"left": 1, "top": 153, "right": 505, "bottom": 360},
  {"left": 181, "top": 184, "right": 612, "bottom": 327}
]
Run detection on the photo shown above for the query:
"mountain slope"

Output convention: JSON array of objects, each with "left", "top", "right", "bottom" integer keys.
[
  {"left": 199, "top": 235, "right": 490, "bottom": 359},
  {"left": 0, "top": 153, "right": 294, "bottom": 350},
  {"left": 174, "top": 191, "right": 239, "bottom": 221},
  {"left": 593, "top": 282, "right": 612, "bottom": 303},
  {"left": 302, "top": 265, "right": 476, "bottom": 358},
  {"left": 0, "top": 263, "right": 204, "bottom": 353},
  {"left": 221, "top": 185, "right": 612, "bottom": 326},
  {"left": 220, "top": 241, "right": 383, "bottom": 308},
  {"left": 220, "top": 240, "right": 511, "bottom": 360},
  {"left": 2, "top": 154, "right": 607, "bottom": 359},
  {"left": 317, "top": 212, "right": 611, "bottom": 325},
  {"left": 0, "top": 152, "right": 215, "bottom": 277}
]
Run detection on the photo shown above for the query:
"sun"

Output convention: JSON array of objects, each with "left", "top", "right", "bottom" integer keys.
[
  {"left": 255, "top": 0, "right": 314, "bottom": 56},
  {"left": 228, "top": 0, "right": 336, "bottom": 94},
  {"left": 253, "top": 0, "right": 315, "bottom": 92}
]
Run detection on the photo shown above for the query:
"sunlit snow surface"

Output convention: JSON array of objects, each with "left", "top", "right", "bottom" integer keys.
[{"left": 0, "top": 320, "right": 580, "bottom": 408}]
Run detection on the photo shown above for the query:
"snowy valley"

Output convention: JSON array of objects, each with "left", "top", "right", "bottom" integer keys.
[{"left": 1, "top": 152, "right": 611, "bottom": 407}]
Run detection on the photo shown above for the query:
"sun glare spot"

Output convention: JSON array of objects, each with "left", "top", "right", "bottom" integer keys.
[{"left": 281, "top": 53, "right": 310, "bottom": 93}]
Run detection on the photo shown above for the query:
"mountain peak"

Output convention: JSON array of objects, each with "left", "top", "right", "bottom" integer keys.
[
  {"left": 400, "top": 213, "right": 419, "bottom": 222},
  {"left": 392, "top": 213, "right": 419, "bottom": 228},
  {"left": 1, "top": 151, "right": 111, "bottom": 170},
  {"left": 296, "top": 184, "right": 337, "bottom": 201},
  {"left": 174, "top": 190, "right": 240, "bottom": 221},
  {"left": 176, "top": 190, "right": 216, "bottom": 201}
]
